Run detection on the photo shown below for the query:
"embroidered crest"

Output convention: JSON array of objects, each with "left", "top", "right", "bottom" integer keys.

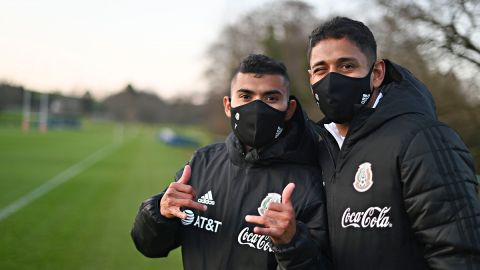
[
  {"left": 353, "top": 162, "right": 373, "bottom": 192},
  {"left": 257, "top": 193, "right": 281, "bottom": 216}
]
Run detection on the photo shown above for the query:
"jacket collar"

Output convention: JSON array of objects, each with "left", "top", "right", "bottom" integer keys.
[
  {"left": 226, "top": 98, "right": 317, "bottom": 167},
  {"left": 344, "top": 59, "right": 437, "bottom": 145}
]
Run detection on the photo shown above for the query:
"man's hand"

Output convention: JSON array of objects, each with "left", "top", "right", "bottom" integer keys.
[
  {"left": 245, "top": 183, "right": 296, "bottom": 245},
  {"left": 160, "top": 165, "right": 207, "bottom": 219}
]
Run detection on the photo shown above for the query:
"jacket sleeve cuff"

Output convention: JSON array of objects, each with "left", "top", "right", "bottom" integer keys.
[
  {"left": 140, "top": 193, "right": 180, "bottom": 227},
  {"left": 131, "top": 193, "right": 181, "bottom": 258},
  {"left": 272, "top": 222, "right": 318, "bottom": 265}
]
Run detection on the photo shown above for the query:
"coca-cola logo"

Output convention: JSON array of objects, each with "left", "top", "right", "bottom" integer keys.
[
  {"left": 341, "top": 207, "right": 393, "bottom": 228},
  {"left": 237, "top": 227, "right": 273, "bottom": 252}
]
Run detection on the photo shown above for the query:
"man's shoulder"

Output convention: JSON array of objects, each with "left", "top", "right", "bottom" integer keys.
[
  {"left": 191, "top": 142, "right": 228, "bottom": 162},
  {"left": 382, "top": 113, "right": 470, "bottom": 156},
  {"left": 195, "top": 141, "right": 226, "bottom": 152},
  {"left": 382, "top": 112, "right": 441, "bottom": 136}
]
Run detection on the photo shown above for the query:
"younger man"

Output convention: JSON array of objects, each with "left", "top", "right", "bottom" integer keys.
[{"left": 131, "top": 54, "right": 329, "bottom": 269}]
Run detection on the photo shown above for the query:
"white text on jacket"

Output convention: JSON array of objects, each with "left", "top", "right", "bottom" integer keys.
[
  {"left": 237, "top": 227, "right": 273, "bottom": 252},
  {"left": 341, "top": 207, "right": 393, "bottom": 228},
  {"left": 181, "top": 210, "right": 222, "bottom": 233}
]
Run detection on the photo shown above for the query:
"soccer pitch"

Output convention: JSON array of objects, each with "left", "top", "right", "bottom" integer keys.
[{"left": 0, "top": 123, "right": 204, "bottom": 269}]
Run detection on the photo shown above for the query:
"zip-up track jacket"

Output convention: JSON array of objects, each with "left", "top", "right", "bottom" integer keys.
[
  {"left": 132, "top": 103, "right": 330, "bottom": 270},
  {"left": 311, "top": 60, "right": 480, "bottom": 270}
]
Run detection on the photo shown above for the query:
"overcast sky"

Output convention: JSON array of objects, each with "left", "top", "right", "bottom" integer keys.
[{"left": 0, "top": 0, "right": 372, "bottom": 100}]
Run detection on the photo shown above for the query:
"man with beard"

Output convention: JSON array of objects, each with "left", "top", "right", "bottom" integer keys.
[
  {"left": 131, "top": 54, "right": 330, "bottom": 269},
  {"left": 307, "top": 16, "right": 480, "bottom": 269}
]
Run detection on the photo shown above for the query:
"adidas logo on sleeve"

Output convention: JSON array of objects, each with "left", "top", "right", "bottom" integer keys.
[{"left": 197, "top": 190, "right": 215, "bottom": 205}]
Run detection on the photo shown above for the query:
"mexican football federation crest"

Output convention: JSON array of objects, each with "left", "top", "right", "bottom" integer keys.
[
  {"left": 353, "top": 162, "right": 373, "bottom": 192},
  {"left": 258, "top": 193, "right": 281, "bottom": 216}
]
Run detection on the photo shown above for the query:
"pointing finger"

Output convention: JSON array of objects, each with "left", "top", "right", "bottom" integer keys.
[
  {"left": 180, "top": 199, "right": 208, "bottom": 212},
  {"left": 169, "top": 182, "right": 196, "bottom": 196},
  {"left": 171, "top": 208, "right": 187, "bottom": 219},
  {"left": 245, "top": 215, "right": 266, "bottom": 226},
  {"left": 168, "top": 189, "right": 194, "bottom": 200},
  {"left": 253, "top": 226, "right": 282, "bottom": 238}
]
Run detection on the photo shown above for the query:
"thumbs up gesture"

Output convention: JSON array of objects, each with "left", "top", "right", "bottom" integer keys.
[
  {"left": 160, "top": 165, "right": 207, "bottom": 219},
  {"left": 245, "top": 183, "right": 296, "bottom": 245}
]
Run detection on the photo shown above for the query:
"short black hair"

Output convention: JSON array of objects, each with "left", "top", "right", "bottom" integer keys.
[
  {"left": 308, "top": 17, "right": 377, "bottom": 65},
  {"left": 232, "top": 54, "right": 290, "bottom": 87}
]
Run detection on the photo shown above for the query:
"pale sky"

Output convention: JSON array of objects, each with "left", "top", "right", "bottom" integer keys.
[{"left": 0, "top": 0, "right": 371, "bottom": 100}]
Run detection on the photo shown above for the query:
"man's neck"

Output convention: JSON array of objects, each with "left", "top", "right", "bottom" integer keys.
[
  {"left": 335, "top": 123, "right": 349, "bottom": 137},
  {"left": 334, "top": 88, "right": 382, "bottom": 137}
]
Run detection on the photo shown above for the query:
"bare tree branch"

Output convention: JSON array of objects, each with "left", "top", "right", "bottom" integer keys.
[
  {"left": 459, "top": 0, "right": 478, "bottom": 28},
  {"left": 379, "top": 0, "right": 480, "bottom": 68}
]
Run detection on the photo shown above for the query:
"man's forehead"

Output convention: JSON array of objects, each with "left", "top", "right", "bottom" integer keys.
[
  {"left": 233, "top": 72, "right": 284, "bottom": 82},
  {"left": 231, "top": 73, "right": 288, "bottom": 94},
  {"left": 310, "top": 38, "right": 367, "bottom": 66}
]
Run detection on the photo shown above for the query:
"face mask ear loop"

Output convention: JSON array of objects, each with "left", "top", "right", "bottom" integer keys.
[
  {"left": 358, "top": 64, "right": 377, "bottom": 108},
  {"left": 368, "top": 63, "right": 376, "bottom": 95},
  {"left": 365, "top": 63, "right": 377, "bottom": 105}
]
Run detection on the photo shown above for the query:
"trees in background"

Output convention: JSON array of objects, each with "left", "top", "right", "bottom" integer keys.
[
  {"left": 100, "top": 84, "right": 206, "bottom": 124},
  {"left": 378, "top": 0, "right": 480, "bottom": 70},
  {"left": 1, "top": 0, "right": 478, "bottom": 169},
  {"left": 0, "top": 83, "right": 206, "bottom": 126},
  {"left": 375, "top": 0, "right": 480, "bottom": 170},
  {"left": 204, "top": 1, "right": 320, "bottom": 134},
  {"left": 203, "top": 0, "right": 480, "bottom": 170}
]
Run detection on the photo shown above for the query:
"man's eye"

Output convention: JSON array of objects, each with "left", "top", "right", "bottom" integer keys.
[
  {"left": 265, "top": 95, "right": 280, "bottom": 103},
  {"left": 313, "top": 67, "right": 326, "bottom": 74},
  {"left": 341, "top": 63, "right": 355, "bottom": 70},
  {"left": 240, "top": 95, "right": 250, "bottom": 100}
]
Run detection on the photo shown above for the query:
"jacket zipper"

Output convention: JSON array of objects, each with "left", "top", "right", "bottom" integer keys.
[{"left": 317, "top": 127, "right": 339, "bottom": 265}]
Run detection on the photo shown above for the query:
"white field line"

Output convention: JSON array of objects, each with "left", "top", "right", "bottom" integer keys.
[{"left": 0, "top": 143, "right": 119, "bottom": 222}]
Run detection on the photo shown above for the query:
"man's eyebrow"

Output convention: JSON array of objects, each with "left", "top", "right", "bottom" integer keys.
[
  {"left": 235, "top": 89, "right": 284, "bottom": 96},
  {"left": 236, "top": 89, "right": 254, "bottom": 94},
  {"left": 336, "top": 57, "right": 360, "bottom": 64},
  {"left": 311, "top": 57, "right": 360, "bottom": 69},
  {"left": 263, "top": 89, "right": 283, "bottom": 95},
  {"left": 311, "top": 60, "right": 326, "bottom": 69}
]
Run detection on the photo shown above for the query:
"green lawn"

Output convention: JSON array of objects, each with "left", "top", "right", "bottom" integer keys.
[{"left": 0, "top": 122, "right": 202, "bottom": 269}]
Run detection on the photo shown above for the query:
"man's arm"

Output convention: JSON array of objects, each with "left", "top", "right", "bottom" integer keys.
[
  {"left": 272, "top": 205, "right": 331, "bottom": 270},
  {"left": 130, "top": 193, "right": 180, "bottom": 258},
  {"left": 401, "top": 124, "right": 480, "bottom": 269},
  {"left": 246, "top": 183, "right": 331, "bottom": 270},
  {"left": 131, "top": 165, "right": 206, "bottom": 258}
]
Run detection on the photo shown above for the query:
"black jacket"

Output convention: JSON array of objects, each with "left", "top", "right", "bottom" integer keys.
[
  {"left": 131, "top": 102, "right": 330, "bottom": 270},
  {"left": 310, "top": 60, "right": 480, "bottom": 270}
]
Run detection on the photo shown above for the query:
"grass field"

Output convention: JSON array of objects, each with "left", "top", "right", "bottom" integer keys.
[{"left": 0, "top": 122, "right": 207, "bottom": 269}]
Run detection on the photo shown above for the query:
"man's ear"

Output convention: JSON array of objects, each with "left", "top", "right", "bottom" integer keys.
[
  {"left": 285, "top": 99, "right": 297, "bottom": 121},
  {"left": 223, "top": 96, "right": 231, "bottom": 118},
  {"left": 372, "top": 60, "right": 386, "bottom": 89}
]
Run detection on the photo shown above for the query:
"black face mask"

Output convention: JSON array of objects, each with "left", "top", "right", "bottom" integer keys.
[
  {"left": 230, "top": 99, "right": 287, "bottom": 149},
  {"left": 311, "top": 66, "right": 374, "bottom": 124}
]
